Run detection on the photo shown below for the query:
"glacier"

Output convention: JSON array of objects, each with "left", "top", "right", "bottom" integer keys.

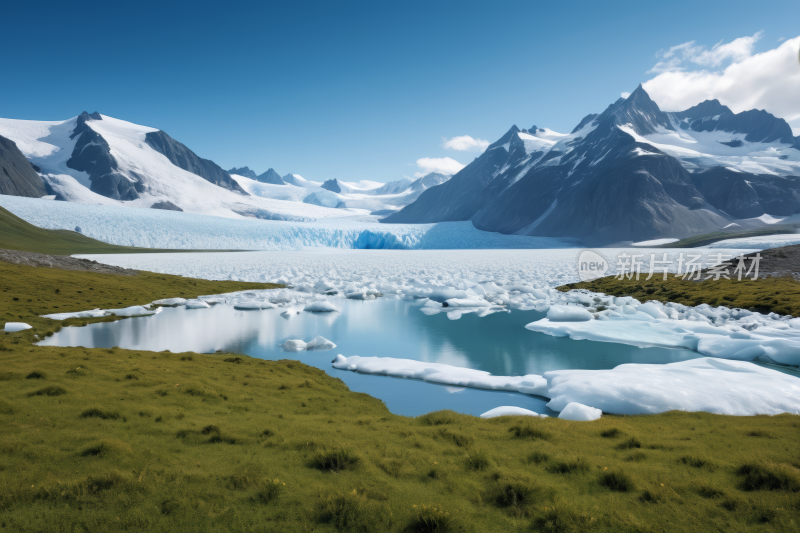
[{"left": 0, "top": 194, "right": 575, "bottom": 250}]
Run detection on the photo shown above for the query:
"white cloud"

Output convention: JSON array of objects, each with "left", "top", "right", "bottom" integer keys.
[
  {"left": 643, "top": 35, "right": 800, "bottom": 130},
  {"left": 621, "top": 92, "right": 631, "bottom": 99},
  {"left": 414, "top": 157, "right": 464, "bottom": 177},
  {"left": 440, "top": 135, "right": 490, "bottom": 152},
  {"left": 778, "top": 37, "right": 786, "bottom": 42},
  {"left": 647, "top": 32, "right": 763, "bottom": 74}
]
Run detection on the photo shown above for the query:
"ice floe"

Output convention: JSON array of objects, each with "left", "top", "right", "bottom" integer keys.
[
  {"left": 281, "top": 339, "right": 308, "bottom": 352},
  {"left": 184, "top": 299, "right": 211, "bottom": 309},
  {"left": 544, "top": 358, "right": 800, "bottom": 416},
  {"left": 281, "top": 336, "right": 337, "bottom": 352},
  {"left": 526, "top": 295, "right": 800, "bottom": 367},
  {"left": 304, "top": 301, "right": 340, "bottom": 313},
  {"left": 331, "top": 354, "right": 549, "bottom": 396},
  {"left": 480, "top": 406, "right": 547, "bottom": 419},
  {"left": 331, "top": 355, "right": 800, "bottom": 416},
  {"left": 152, "top": 298, "right": 187, "bottom": 306},
  {"left": 4, "top": 322, "right": 32, "bottom": 332},
  {"left": 43, "top": 305, "right": 160, "bottom": 320},
  {"left": 233, "top": 300, "right": 276, "bottom": 310}
]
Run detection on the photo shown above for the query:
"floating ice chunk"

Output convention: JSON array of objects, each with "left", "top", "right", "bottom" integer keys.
[
  {"left": 544, "top": 358, "right": 800, "bottom": 416},
  {"left": 481, "top": 282, "right": 502, "bottom": 293},
  {"left": 307, "top": 336, "right": 337, "bottom": 350},
  {"left": 532, "top": 289, "right": 548, "bottom": 299},
  {"left": 42, "top": 306, "right": 159, "bottom": 320},
  {"left": 281, "top": 339, "right": 308, "bottom": 352},
  {"left": 42, "top": 309, "right": 107, "bottom": 320},
  {"left": 428, "top": 289, "right": 469, "bottom": 303},
  {"left": 345, "top": 291, "right": 376, "bottom": 300},
  {"left": 546, "top": 305, "right": 592, "bottom": 322},
  {"left": 480, "top": 406, "right": 547, "bottom": 419},
  {"left": 314, "top": 280, "right": 335, "bottom": 292},
  {"left": 152, "top": 298, "right": 187, "bottom": 306},
  {"left": 443, "top": 298, "right": 491, "bottom": 308},
  {"left": 107, "top": 305, "right": 159, "bottom": 317},
  {"left": 234, "top": 301, "right": 276, "bottom": 310},
  {"left": 185, "top": 299, "right": 210, "bottom": 309},
  {"left": 4, "top": 322, "right": 32, "bottom": 332},
  {"left": 637, "top": 302, "right": 668, "bottom": 319},
  {"left": 526, "top": 317, "right": 800, "bottom": 366},
  {"left": 280, "top": 306, "right": 303, "bottom": 318},
  {"left": 505, "top": 285, "right": 535, "bottom": 294},
  {"left": 198, "top": 296, "right": 226, "bottom": 304},
  {"left": 304, "top": 300, "right": 340, "bottom": 313},
  {"left": 331, "top": 354, "right": 549, "bottom": 395},
  {"left": 422, "top": 299, "right": 443, "bottom": 308},
  {"left": 558, "top": 402, "right": 602, "bottom": 421}
]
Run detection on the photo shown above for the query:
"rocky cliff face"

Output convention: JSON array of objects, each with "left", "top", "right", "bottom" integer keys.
[{"left": 0, "top": 135, "right": 47, "bottom": 198}]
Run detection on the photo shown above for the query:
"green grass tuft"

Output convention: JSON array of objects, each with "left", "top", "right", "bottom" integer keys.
[
  {"left": 313, "top": 445, "right": 360, "bottom": 472},
  {"left": 27, "top": 385, "right": 66, "bottom": 397},
  {"left": 79, "top": 408, "right": 120, "bottom": 420},
  {"left": 738, "top": 462, "right": 800, "bottom": 492},
  {"left": 599, "top": 470, "right": 635, "bottom": 492}
]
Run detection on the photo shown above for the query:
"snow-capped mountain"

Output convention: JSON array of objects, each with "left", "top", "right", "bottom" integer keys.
[
  {"left": 230, "top": 170, "right": 452, "bottom": 215},
  {"left": 0, "top": 112, "right": 359, "bottom": 221},
  {"left": 385, "top": 85, "right": 800, "bottom": 243}
]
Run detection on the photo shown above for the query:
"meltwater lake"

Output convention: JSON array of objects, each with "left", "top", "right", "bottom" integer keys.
[{"left": 40, "top": 297, "right": 792, "bottom": 417}]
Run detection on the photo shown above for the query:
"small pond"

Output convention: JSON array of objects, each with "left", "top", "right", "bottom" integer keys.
[{"left": 39, "top": 298, "right": 766, "bottom": 417}]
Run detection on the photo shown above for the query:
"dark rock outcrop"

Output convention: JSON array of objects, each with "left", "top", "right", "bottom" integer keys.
[
  {"left": 672, "top": 99, "right": 796, "bottom": 144},
  {"left": 66, "top": 112, "right": 143, "bottom": 200},
  {"left": 321, "top": 179, "right": 342, "bottom": 193},
  {"left": 150, "top": 201, "right": 183, "bottom": 212},
  {"left": 0, "top": 135, "right": 47, "bottom": 197},
  {"left": 145, "top": 131, "right": 247, "bottom": 194},
  {"left": 256, "top": 168, "right": 285, "bottom": 184},
  {"left": 227, "top": 166, "right": 258, "bottom": 179}
]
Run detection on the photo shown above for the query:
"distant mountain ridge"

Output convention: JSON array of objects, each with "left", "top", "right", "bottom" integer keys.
[{"left": 384, "top": 85, "right": 800, "bottom": 243}]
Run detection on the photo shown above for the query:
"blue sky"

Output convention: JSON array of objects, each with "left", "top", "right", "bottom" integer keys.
[{"left": 1, "top": 1, "right": 799, "bottom": 182}]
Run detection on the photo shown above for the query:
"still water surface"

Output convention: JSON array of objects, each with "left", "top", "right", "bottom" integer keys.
[{"left": 40, "top": 298, "right": 715, "bottom": 417}]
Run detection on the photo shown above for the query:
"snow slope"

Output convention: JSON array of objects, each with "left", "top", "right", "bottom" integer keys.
[
  {"left": 0, "top": 115, "right": 354, "bottom": 220},
  {"left": 232, "top": 172, "right": 451, "bottom": 215}
]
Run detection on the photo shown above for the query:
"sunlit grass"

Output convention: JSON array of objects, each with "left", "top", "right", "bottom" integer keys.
[{"left": 0, "top": 264, "right": 799, "bottom": 531}]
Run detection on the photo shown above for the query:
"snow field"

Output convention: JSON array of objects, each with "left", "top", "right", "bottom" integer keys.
[{"left": 0, "top": 195, "right": 573, "bottom": 250}]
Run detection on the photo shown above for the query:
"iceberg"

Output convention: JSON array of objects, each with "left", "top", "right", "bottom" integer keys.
[
  {"left": 281, "top": 339, "right": 308, "bottom": 352},
  {"left": 304, "top": 301, "right": 340, "bottom": 313}
]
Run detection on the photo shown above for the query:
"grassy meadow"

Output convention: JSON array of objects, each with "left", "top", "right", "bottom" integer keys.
[
  {"left": 560, "top": 274, "right": 800, "bottom": 317},
  {"left": 0, "top": 213, "right": 799, "bottom": 531}
]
